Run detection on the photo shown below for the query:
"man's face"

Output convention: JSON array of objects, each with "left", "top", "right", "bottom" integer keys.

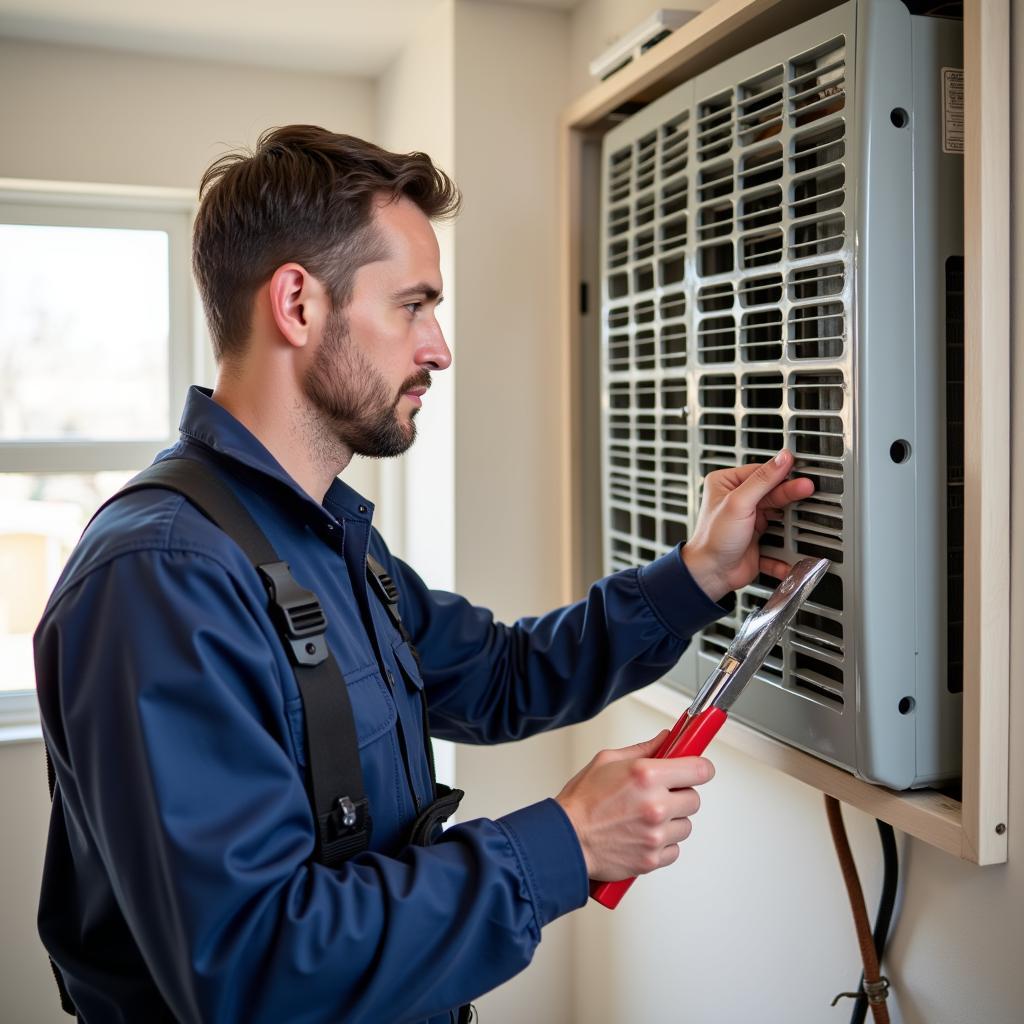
[{"left": 303, "top": 196, "right": 450, "bottom": 458}]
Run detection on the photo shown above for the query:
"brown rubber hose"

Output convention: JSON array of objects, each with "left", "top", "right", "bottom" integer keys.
[{"left": 825, "top": 795, "right": 891, "bottom": 1024}]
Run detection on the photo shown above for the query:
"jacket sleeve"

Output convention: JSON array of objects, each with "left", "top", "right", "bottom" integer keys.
[
  {"left": 37, "top": 547, "right": 587, "bottom": 1024},
  {"left": 387, "top": 544, "right": 731, "bottom": 744}
]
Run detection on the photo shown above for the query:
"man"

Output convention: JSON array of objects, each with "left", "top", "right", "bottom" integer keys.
[{"left": 36, "top": 125, "right": 814, "bottom": 1023}]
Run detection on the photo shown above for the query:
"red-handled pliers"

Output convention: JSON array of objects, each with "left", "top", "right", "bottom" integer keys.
[{"left": 590, "top": 556, "right": 831, "bottom": 909}]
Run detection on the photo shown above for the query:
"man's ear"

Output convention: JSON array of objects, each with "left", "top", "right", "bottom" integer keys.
[{"left": 267, "top": 263, "right": 329, "bottom": 349}]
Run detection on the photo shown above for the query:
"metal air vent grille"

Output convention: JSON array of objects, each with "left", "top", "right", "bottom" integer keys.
[
  {"left": 602, "top": 32, "right": 851, "bottom": 712},
  {"left": 598, "top": 0, "right": 964, "bottom": 789}
]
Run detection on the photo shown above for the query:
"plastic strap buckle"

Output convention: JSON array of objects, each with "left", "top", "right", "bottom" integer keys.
[
  {"left": 407, "top": 784, "right": 466, "bottom": 847},
  {"left": 367, "top": 560, "right": 401, "bottom": 616},
  {"left": 257, "top": 561, "right": 329, "bottom": 667}
]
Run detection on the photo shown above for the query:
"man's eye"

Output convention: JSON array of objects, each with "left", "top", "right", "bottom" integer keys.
[{"left": 404, "top": 302, "right": 422, "bottom": 315}]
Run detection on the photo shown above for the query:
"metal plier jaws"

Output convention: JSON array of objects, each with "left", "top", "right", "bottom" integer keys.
[
  {"left": 591, "top": 556, "right": 831, "bottom": 909},
  {"left": 685, "top": 555, "right": 831, "bottom": 720}
]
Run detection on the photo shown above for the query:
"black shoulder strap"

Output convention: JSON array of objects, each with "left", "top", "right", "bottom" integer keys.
[
  {"left": 366, "top": 553, "right": 440, "bottom": 791},
  {"left": 365, "top": 553, "right": 465, "bottom": 849},
  {"left": 90, "top": 457, "right": 373, "bottom": 867}
]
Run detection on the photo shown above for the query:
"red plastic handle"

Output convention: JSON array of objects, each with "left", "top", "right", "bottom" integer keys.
[{"left": 589, "top": 705, "right": 727, "bottom": 910}]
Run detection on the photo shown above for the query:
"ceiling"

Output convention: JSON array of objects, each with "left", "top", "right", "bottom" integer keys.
[{"left": 0, "top": 0, "right": 580, "bottom": 77}]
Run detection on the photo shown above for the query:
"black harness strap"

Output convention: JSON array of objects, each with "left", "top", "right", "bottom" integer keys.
[
  {"left": 105, "top": 458, "right": 372, "bottom": 865},
  {"left": 367, "top": 555, "right": 438, "bottom": 783},
  {"left": 367, "top": 554, "right": 465, "bottom": 845}
]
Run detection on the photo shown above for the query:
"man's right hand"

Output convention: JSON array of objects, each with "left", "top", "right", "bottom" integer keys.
[{"left": 554, "top": 731, "right": 714, "bottom": 882}]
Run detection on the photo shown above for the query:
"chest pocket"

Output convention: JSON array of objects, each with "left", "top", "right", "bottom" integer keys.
[{"left": 285, "top": 662, "right": 396, "bottom": 771}]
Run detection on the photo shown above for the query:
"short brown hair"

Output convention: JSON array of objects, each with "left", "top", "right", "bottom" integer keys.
[{"left": 192, "top": 125, "right": 461, "bottom": 361}]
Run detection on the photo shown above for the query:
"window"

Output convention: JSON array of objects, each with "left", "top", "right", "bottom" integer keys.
[{"left": 0, "top": 181, "right": 204, "bottom": 728}]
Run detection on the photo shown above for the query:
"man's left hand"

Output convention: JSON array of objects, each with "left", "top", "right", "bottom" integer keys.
[{"left": 681, "top": 449, "right": 816, "bottom": 603}]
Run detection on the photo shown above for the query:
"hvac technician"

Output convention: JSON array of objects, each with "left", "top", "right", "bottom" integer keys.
[{"left": 36, "top": 125, "right": 814, "bottom": 1023}]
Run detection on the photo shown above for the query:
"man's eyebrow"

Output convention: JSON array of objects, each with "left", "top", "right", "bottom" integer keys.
[{"left": 392, "top": 284, "right": 443, "bottom": 303}]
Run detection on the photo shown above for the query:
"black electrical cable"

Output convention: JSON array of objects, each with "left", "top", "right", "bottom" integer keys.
[{"left": 849, "top": 821, "right": 899, "bottom": 1024}]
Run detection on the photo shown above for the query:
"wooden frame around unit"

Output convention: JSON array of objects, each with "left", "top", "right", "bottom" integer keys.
[{"left": 557, "top": 0, "right": 1010, "bottom": 864}]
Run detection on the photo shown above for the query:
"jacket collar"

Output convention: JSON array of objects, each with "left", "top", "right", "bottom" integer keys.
[{"left": 175, "top": 386, "right": 375, "bottom": 525}]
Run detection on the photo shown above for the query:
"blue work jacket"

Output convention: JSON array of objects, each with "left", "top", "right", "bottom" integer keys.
[{"left": 36, "top": 386, "right": 728, "bottom": 1023}]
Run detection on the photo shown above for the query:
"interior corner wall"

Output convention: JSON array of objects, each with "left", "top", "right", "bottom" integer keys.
[
  {"left": 375, "top": 0, "right": 457, "bottom": 587},
  {"left": 565, "top": 4, "right": 1024, "bottom": 1024},
  {"left": 451, "top": 4, "right": 569, "bottom": 620},
  {"left": 447, "top": 2, "right": 573, "bottom": 1021}
]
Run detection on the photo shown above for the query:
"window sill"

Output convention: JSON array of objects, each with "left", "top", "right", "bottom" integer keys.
[
  {"left": 0, "top": 720, "right": 43, "bottom": 745},
  {"left": 0, "top": 691, "right": 42, "bottom": 744}
]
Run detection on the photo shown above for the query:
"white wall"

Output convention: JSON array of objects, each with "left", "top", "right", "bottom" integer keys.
[
  {"left": 0, "top": 739, "right": 65, "bottom": 1023},
  {"left": 447, "top": 2, "right": 574, "bottom": 1020},
  {"left": 0, "top": 38, "right": 374, "bottom": 190},
  {"left": 0, "top": 39, "right": 378, "bottom": 1022},
  {"left": 376, "top": 0, "right": 457, "bottom": 585},
  {"left": 452, "top": 0, "right": 569, "bottom": 622}
]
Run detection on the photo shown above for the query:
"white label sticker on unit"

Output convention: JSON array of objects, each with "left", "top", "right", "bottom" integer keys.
[{"left": 942, "top": 67, "right": 964, "bottom": 154}]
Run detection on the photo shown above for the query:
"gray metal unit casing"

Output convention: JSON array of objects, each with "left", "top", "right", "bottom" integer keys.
[{"left": 598, "top": 0, "right": 963, "bottom": 789}]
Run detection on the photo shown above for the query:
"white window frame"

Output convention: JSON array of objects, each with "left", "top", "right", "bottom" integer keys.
[{"left": 0, "top": 179, "right": 207, "bottom": 732}]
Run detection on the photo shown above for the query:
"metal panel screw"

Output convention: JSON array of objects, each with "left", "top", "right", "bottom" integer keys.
[{"left": 995, "top": 823, "right": 1007, "bottom": 835}]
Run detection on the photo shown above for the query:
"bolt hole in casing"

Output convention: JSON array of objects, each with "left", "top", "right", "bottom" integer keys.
[
  {"left": 598, "top": 0, "right": 964, "bottom": 789},
  {"left": 890, "top": 439, "right": 912, "bottom": 463}
]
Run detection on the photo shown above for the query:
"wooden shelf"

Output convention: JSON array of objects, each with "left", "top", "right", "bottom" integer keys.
[
  {"left": 557, "top": 0, "right": 1010, "bottom": 864},
  {"left": 633, "top": 681, "right": 965, "bottom": 857}
]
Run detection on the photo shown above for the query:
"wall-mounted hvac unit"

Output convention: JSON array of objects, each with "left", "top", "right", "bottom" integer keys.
[{"left": 599, "top": 0, "right": 964, "bottom": 790}]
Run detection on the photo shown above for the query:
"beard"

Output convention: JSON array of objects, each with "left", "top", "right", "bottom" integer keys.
[{"left": 302, "top": 307, "right": 429, "bottom": 459}]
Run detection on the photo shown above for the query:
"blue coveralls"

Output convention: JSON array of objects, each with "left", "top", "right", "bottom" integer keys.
[{"left": 36, "top": 386, "right": 727, "bottom": 1023}]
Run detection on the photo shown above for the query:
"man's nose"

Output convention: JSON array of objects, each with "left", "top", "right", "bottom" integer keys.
[{"left": 417, "top": 320, "right": 452, "bottom": 372}]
